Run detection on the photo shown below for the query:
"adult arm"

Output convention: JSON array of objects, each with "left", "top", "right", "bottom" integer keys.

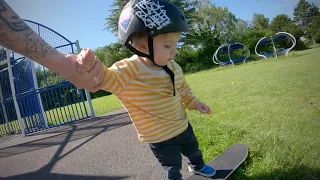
[{"left": 0, "top": 0, "right": 103, "bottom": 91}]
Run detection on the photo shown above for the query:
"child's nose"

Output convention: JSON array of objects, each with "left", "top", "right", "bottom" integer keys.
[{"left": 171, "top": 48, "right": 177, "bottom": 56}]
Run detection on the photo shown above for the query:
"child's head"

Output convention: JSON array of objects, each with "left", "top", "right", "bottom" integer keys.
[
  {"left": 132, "top": 31, "right": 181, "bottom": 66},
  {"left": 117, "top": 0, "right": 187, "bottom": 66}
]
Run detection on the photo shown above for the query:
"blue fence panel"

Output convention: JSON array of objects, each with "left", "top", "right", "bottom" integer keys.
[{"left": 13, "top": 82, "right": 91, "bottom": 134}]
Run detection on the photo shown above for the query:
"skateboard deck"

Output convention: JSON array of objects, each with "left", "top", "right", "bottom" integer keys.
[{"left": 186, "top": 144, "right": 248, "bottom": 180}]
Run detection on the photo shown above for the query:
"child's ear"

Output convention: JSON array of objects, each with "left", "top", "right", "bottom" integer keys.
[
  {"left": 139, "top": 45, "right": 149, "bottom": 55},
  {"left": 136, "top": 39, "right": 149, "bottom": 55}
]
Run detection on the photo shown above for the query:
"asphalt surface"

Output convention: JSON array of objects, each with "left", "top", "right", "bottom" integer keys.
[{"left": 0, "top": 110, "right": 193, "bottom": 180}]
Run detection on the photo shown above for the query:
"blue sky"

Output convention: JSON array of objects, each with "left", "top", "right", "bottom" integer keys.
[{"left": 7, "top": 0, "right": 320, "bottom": 50}]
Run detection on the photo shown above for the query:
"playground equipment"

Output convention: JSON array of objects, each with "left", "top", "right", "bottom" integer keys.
[
  {"left": 255, "top": 32, "right": 296, "bottom": 59},
  {"left": 0, "top": 20, "right": 95, "bottom": 136},
  {"left": 213, "top": 43, "right": 250, "bottom": 66}
]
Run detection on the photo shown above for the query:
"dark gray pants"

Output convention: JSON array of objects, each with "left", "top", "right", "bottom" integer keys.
[{"left": 149, "top": 123, "right": 205, "bottom": 180}]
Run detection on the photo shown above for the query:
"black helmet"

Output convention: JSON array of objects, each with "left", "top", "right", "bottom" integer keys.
[
  {"left": 117, "top": 0, "right": 188, "bottom": 46},
  {"left": 117, "top": 0, "right": 189, "bottom": 96}
]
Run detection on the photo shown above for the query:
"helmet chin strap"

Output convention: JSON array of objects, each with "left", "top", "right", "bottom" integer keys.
[
  {"left": 147, "top": 37, "right": 176, "bottom": 96},
  {"left": 125, "top": 37, "right": 176, "bottom": 96}
]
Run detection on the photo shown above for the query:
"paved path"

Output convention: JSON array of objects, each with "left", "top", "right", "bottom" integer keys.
[{"left": 0, "top": 110, "right": 193, "bottom": 180}]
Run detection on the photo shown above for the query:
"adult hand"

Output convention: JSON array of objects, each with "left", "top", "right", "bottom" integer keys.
[{"left": 63, "top": 52, "right": 104, "bottom": 92}]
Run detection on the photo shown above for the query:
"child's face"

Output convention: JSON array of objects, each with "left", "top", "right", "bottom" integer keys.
[{"left": 152, "top": 32, "right": 181, "bottom": 66}]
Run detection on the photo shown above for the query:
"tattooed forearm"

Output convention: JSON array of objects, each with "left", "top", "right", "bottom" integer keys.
[
  {"left": 0, "top": 0, "right": 100, "bottom": 90},
  {"left": 0, "top": 3, "right": 29, "bottom": 32},
  {"left": 0, "top": 32, "right": 14, "bottom": 50},
  {"left": 26, "top": 32, "right": 56, "bottom": 57},
  {"left": 0, "top": 0, "right": 57, "bottom": 60}
]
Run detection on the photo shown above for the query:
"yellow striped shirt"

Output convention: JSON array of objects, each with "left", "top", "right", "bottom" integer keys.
[{"left": 101, "top": 55, "right": 200, "bottom": 143}]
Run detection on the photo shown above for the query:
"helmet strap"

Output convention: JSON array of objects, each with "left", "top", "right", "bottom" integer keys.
[
  {"left": 163, "top": 65, "right": 176, "bottom": 96},
  {"left": 147, "top": 36, "right": 176, "bottom": 96},
  {"left": 126, "top": 43, "right": 150, "bottom": 59},
  {"left": 126, "top": 37, "right": 176, "bottom": 96},
  {"left": 125, "top": 37, "right": 176, "bottom": 96}
]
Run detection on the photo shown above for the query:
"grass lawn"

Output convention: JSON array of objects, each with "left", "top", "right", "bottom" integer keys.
[
  {"left": 90, "top": 95, "right": 123, "bottom": 116},
  {"left": 92, "top": 48, "right": 320, "bottom": 179},
  {"left": 187, "top": 48, "right": 319, "bottom": 179}
]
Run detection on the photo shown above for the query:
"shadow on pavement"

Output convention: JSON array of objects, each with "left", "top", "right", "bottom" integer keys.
[{"left": 0, "top": 111, "right": 131, "bottom": 158}]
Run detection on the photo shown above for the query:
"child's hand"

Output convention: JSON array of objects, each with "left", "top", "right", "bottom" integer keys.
[
  {"left": 193, "top": 102, "right": 212, "bottom": 115},
  {"left": 73, "top": 48, "right": 105, "bottom": 92},
  {"left": 76, "top": 48, "right": 97, "bottom": 74}
]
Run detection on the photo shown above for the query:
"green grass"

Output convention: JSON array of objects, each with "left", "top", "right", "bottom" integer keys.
[
  {"left": 90, "top": 94, "right": 123, "bottom": 116},
  {"left": 91, "top": 48, "right": 320, "bottom": 179},
  {"left": 41, "top": 95, "right": 122, "bottom": 126},
  {"left": 185, "top": 48, "right": 320, "bottom": 179},
  {"left": 44, "top": 95, "right": 123, "bottom": 125}
]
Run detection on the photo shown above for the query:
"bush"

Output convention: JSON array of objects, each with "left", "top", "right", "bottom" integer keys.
[{"left": 175, "top": 46, "right": 199, "bottom": 73}]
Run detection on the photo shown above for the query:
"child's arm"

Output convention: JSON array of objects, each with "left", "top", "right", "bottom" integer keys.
[
  {"left": 77, "top": 49, "right": 135, "bottom": 95},
  {"left": 175, "top": 64, "right": 200, "bottom": 110},
  {"left": 99, "top": 61, "right": 133, "bottom": 94},
  {"left": 179, "top": 77, "right": 212, "bottom": 114},
  {"left": 179, "top": 76, "right": 200, "bottom": 110},
  {"left": 176, "top": 64, "right": 211, "bottom": 114}
]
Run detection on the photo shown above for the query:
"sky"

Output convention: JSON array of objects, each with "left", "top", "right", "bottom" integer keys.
[{"left": 7, "top": 0, "right": 320, "bottom": 50}]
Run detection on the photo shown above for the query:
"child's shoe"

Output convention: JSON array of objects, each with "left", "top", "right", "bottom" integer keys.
[{"left": 188, "top": 164, "right": 216, "bottom": 177}]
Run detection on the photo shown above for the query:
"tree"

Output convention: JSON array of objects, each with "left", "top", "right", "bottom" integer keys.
[
  {"left": 270, "top": 14, "right": 292, "bottom": 33},
  {"left": 104, "top": 0, "right": 128, "bottom": 36},
  {"left": 241, "top": 29, "right": 271, "bottom": 53},
  {"left": 294, "top": 0, "right": 320, "bottom": 44},
  {"left": 252, "top": 13, "right": 269, "bottom": 30},
  {"left": 185, "top": 0, "right": 238, "bottom": 68},
  {"left": 307, "top": 15, "right": 320, "bottom": 43},
  {"left": 269, "top": 14, "right": 305, "bottom": 50},
  {"left": 237, "top": 14, "right": 273, "bottom": 54},
  {"left": 270, "top": 14, "right": 303, "bottom": 37},
  {"left": 188, "top": 0, "right": 237, "bottom": 44},
  {"left": 294, "top": 0, "right": 319, "bottom": 28},
  {"left": 94, "top": 43, "right": 133, "bottom": 67},
  {"left": 36, "top": 67, "right": 65, "bottom": 88},
  {"left": 230, "top": 19, "right": 250, "bottom": 42}
]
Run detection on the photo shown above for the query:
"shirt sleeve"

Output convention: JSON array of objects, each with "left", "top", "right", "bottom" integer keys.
[
  {"left": 175, "top": 63, "right": 200, "bottom": 110},
  {"left": 100, "top": 59, "right": 138, "bottom": 95}
]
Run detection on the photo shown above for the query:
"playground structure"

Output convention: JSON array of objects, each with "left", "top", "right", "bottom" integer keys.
[
  {"left": 0, "top": 20, "right": 95, "bottom": 136},
  {"left": 255, "top": 32, "right": 296, "bottom": 59},
  {"left": 212, "top": 42, "right": 250, "bottom": 66}
]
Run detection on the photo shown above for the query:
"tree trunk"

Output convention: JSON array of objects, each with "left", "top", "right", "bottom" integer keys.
[{"left": 312, "top": 37, "right": 316, "bottom": 45}]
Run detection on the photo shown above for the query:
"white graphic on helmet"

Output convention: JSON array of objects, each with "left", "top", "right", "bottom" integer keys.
[
  {"left": 134, "top": 0, "right": 171, "bottom": 30},
  {"left": 119, "top": 6, "right": 134, "bottom": 33}
]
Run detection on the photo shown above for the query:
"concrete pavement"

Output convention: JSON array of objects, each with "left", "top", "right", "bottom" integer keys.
[{"left": 0, "top": 110, "right": 193, "bottom": 180}]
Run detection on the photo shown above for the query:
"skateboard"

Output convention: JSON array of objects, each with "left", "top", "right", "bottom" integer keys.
[{"left": 186, "top": 144, "right": 249, "bottom": 180}]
